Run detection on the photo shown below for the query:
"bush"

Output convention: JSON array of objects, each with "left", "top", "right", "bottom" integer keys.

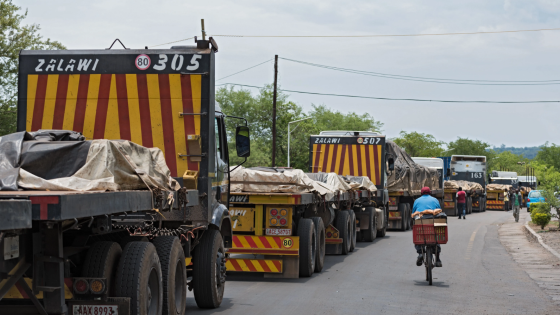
[{"left": 530, "top": 202, "right": 552, "bottom": 229}]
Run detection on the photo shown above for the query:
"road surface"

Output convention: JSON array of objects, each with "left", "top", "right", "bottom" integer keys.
[{"left": 187, "top": 210, "right": 557, "bottom": 314}]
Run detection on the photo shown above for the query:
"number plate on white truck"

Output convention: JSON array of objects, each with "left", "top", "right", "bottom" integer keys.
[
  {"left": 266, "top": 228, "right": 291, "bottom": 236},
  {"left": 73, "top": 305, "right": 118, "bottom": 315}
]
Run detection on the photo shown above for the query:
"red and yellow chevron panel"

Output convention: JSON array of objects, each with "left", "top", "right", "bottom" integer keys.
[
  {"left": 310, "top": 144, "right": 382, "bottom": 185},
  {"left": 444, "top": 202, "right": 455, "bottom": 209},
  {"left": 486, "top": 205, "right": 504, "bottom": 209},
  {"left": 3, "top": 277, "right": 74, "bottom": 299},
  {"left": 473, "top": 201, "right": 479, "bottom": 207},
  {"left": 226, "top": 258, "right": 282, "bottom": 273},
  {"left": 487, "top": 200, "right": 504, "bottom": 205},
  {"left": 229, "top": 235, "right": 299, "bottom": 255},
  {"left": 25, "top": 73, "right": 202, "bottom": 177}
]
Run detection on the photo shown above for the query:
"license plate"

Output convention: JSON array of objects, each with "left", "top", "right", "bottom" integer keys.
[
  {"left": 266, "top": 228, "right": 291, "bottom": 236},
  {"left": 388, "top": 206, "right": 398, "bottom": 211},
  {"left": 73, "top": 305, "right": 118, "bottom": 315}
]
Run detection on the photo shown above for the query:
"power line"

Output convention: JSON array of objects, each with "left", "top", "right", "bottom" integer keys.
[
  {"left": 280, "top": 57, "right": 560, "bottom": 86},
  {"left": 218, "top": 83, "right": 559, "bottom": 104},
  {"left": 150, "top": 37, "right": 195, "bottom": 48},
  {"left": 217, "top": 59, "right": 273, "bottom": 81},
  {"left": 210, "top": 27, "right": 560, "bottom": 38}
]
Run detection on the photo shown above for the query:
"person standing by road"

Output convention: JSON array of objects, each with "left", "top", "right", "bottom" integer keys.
[
  {"left": 513, "top": 189, "right": 522, "bottom": 222},
  {"left": 457, "top": 187, "right": 466, "bottom": 219},
  {"left": 504, "top": 189, "right": 509, "bottom": 211}
]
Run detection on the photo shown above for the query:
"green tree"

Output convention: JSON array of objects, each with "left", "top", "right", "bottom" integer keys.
[
  {"left": 535, "top": 142, "right": 560, "bottom": 171},
  {"left": 217, "top": 85, "right": 383, "bottom": 171},
  {"left": 391, "top": 131, "right": 445, "bottom": 157},
  {"left": 445, "top": 137, "right": 493, "bottom": 157},
  {"left": 488, "top": 151, "right": 530, "bottom": 174},
  {"left": 0, "top": 0, "right": 65, "bottom": 136}
]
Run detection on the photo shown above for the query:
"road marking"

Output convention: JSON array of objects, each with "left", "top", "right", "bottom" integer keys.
[{"left": 465, "top": 224, "right": 482, "bottom": 260}]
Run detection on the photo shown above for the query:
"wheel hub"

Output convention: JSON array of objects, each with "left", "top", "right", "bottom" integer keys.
[{"left": 217, "top": 251, "right": 226, "bottom": 285}]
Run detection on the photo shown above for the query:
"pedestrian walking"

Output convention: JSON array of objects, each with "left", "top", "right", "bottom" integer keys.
[
  {"left": 504, "top": 189, "right": 509, "bottom": 211},
  {"left": 457, "top": 187, "right": 466, "bottom": 219},
  {"left": 513, "top": 189, "right": 522, "bottom": 222}
]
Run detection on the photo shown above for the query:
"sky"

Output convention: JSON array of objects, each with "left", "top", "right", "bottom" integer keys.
[{"left": 17, "top": 0, "right": 560, "bottom": 148}]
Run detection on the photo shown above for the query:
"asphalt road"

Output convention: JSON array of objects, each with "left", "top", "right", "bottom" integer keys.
[{"left": 187, "top": 210, "right": 557, "bottom": 315}]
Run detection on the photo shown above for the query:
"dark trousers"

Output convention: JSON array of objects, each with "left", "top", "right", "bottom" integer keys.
[{"left": 415, "top": 244, "right": 441, "bottom": 254}]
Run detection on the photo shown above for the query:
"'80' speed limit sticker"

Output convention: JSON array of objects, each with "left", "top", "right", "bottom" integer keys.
[{"left": 135, "top": 54, "right": 151, "bottom": 70}]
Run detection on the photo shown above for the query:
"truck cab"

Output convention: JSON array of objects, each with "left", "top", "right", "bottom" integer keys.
[{"left": 449, "top": 155, "right": 487, "bottom": 213}]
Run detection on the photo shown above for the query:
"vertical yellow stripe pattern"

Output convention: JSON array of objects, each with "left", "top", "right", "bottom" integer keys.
[
  {"left": 41, "top": 75, "right": 59, "bottom": 129},
  {"left": 62, "top": 75, "right": 80, "bottom": 130},
  {"left": 126, "top": 74, "right": 143, "bottom": 145},
  {"left": 146, "top": 74, "right": 165, "bottom": 154},
  {"left": 83, "top": 74, "right": 101, "bottom": 140},
  {"left": 191, "top": 75, "right": 202, "bottom": 134},
  {"left": 342, "top": 145, "right": 351, "bottom": 176},
  {"left": 104, "top": 74, "right": 120, "bottom": 139},
  {"left": 26, "top": 75, "right": 39, "bottom": 130},
  {"left": 368, "top": 145, "right": 376, "bottom": 184},
  {"left": 360, "top": 146, "right": 367, "bottom": 178},
  {"left": 326, "top": 145, "right": 335, "bottom": 173},
  {"left": 334, "top": 145, "right": 343, "bottom": 174},
  {"left": 169, "top": 74, "right": 188, "bottom": 176},
  {"left": 318, "top": 145, "right": 325, "bottom": 173},
  {"left": 377, "top": 145, "right": 382, "bottom": 183},
  {"left": 352, "top": 145, "right": 359, "bottom": 176},
  {"left": 311, "top": 144, "right": 318, "bottom": 171}
]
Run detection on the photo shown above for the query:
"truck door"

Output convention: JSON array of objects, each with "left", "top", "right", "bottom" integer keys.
[{"left": 214, "top": 116, "right": 229, "bottom": 203}]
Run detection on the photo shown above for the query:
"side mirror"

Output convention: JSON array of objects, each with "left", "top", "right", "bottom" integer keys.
[
  {"left": 388, "top": 157, "right": 395, "bottom": 171},
  {"left": 235, "top": 126, "right": 250, "bottom": 158},
  {"left": 446, "top": 168, "right": 451, "bottom": 177}
]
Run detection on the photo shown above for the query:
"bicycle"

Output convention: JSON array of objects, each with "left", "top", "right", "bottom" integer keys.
[{"left": 413, "top": 213, "right": 447, "bottom": 286}]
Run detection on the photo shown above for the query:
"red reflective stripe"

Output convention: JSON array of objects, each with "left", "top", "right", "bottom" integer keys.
[
  {"left": 313, "top": 144, "right": 321, "bottom": 172},
  {"left": 321, "top": 145, "right": 330, "bottom": 175},
  {"left": 232, "top": 236, "right": 243, "bottom": 248},
  {"left": 73, "top": 74, "right": 90, "bottom": 133},
  {"left": 245, "top": 260, "right": 257, "bottom": 272},
  {"left": 64, "top": 278, "right": 73, "bottom": 292},
  {"left": 229, "top": 259, "right": 242, "bottom": 271},
  {"left": 245, "top": 236, "right": 258, "bottom": 248},
  {"left": 272, "top": 260, "right": 282, "bottom": 271},
  {"left": 136, "top": 74, "right": 153, "bottom": 147},
  {"left": 356, "top": 145, "right": 363, "bottom": 176},
  {"left": 180, "top": 75, "right": 198, "bottom": 171},
  {"left": 52, "top": 74, "right": 69, "bottom": 129},
  {"left": 258, "top": 236, "right": 272, "bottom": 248},
  {"left": 29, "top": 196, "right": 59, "bottom": 220},
  {"left": 365, "top": 145, "right": 373, "bottom": 182},
  {"left": 348, "top": 145, "right": 354, "bottom": 175},
  {"left": 339, "top": 144, "right": 347, "bottom": 175},
  {"left": 115, "top": 74, "right": 131, "bottom": 140},
  {"left": 31, "top": 75, "right": 49, "bottom": 131},
  {"left": 227, "top": 249, "right": 299, "bottom": 255},
  {"left": 158, "top": 74, "right": 177, "bottom": 177},
  {"left": 330, "top": 145, "right": 339, "bottom": 173},
  {"left": 93, "top": 74, "right": 112, "bottom": 139},
  {"left": 273, "top": 237, "right": 282, "bottom": 248},
  {"left": 373, "top": 145, "right": 380, "bottom": 184},
  {"left": 15, "top": 282, "right": 29, "bottom": 298},
  {"left": 257, "top": 260, "right": 272, "bottom": 272}
]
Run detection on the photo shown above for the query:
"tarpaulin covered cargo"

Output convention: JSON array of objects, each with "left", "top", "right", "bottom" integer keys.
[
  {"left": 306, "top": 172, "right": 352, "bottom": 192},
  {"left": 0, "top": 130, "right": 179, "bottom": 192},
  {"left": 385, "top": 141, "right": 440, "bottom": 194},
  {"left": 444, "top": 180, "right": 484, "bottom": 191},
  {"left": 487, "top": 183, "right": 513, "bottom": 191},
  {"left": 342, "top": 175, "right": 377, "bottom": 192}
]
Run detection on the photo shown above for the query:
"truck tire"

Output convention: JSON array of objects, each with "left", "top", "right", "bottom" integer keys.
[
  {"left": 311, "top": 217, "right": 325, "bottom": 273},
  {"left": 192, "top": 229, "right": 226, "bottom": 309},
  {"left": 119, "top": 235, "right": 149, "bottom": 249},
  {"left": 115, "top": 242, "right": 163, "bottom": 315},
  {"left": 82, "top": 241, "right": 122, "bottom": 297},
  {"left": 335, "top": 211, "right": 352, "bottom": 255},
  {"left": 153, "top": 236, "right": 186, "bottom": 315},
  {"left": 376, "top": 207, "right": 387, "bottom": 238},
  {"left": 362, "top": 207, "right": 377, "bottom": 242},
  {"left": 298, "top": 218, "right": 316, "bottom": 277},
  {"left": 398, "top": 203, "right": 407, "bottom": 231},
  {"left": 348, "top": 210, "right": 357, "bottom": 252},
  {"left": 482, "top": 197, "right": 487, "bottom": 212}
]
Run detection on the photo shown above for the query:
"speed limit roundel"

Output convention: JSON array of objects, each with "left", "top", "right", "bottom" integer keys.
[
  {"left": 135, "top": 54, "right": 151, "bottom": 70},
  {"left": 282, "top": 237, "right": 293, "bottom": 249}
]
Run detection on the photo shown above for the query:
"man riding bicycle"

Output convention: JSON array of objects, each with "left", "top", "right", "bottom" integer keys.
[{"left": 412, "top": 187, "right": 443, "bottom": 267}]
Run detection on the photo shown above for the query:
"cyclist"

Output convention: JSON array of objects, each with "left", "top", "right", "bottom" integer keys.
[{"left": 412, "top": 187, "right": 443, "bottom": 267}]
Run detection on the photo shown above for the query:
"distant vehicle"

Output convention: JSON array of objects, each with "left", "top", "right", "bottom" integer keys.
[
  {"left": 448, "top": 155, "right": 487, "bottom": 213},
  {"left": 527, "top": 190, "right": 545, "bottom": 209},
  {"left": 490, "top": 171, "right": 519, "bottom": 189},
  {"left": 412, "top": 157, "right": 445, "bottom": 206},
  {"left": 518, "top": 176, "right": 537, "bottom": 190}
]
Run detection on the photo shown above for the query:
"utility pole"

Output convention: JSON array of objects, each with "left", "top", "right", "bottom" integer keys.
[
  {"left": 272, "top": 55, "right": 278, "bottom": 167},
  {"left": 201, "top": 19, "right": 206, "bottom": 40}
]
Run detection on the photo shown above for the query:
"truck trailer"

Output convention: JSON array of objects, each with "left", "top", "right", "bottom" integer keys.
[
  {"left": 412, "top": 157, "right": 445, "bottom": 207},
  {"left": 0, "top": 40, "right": 248, "bottom": 315}
]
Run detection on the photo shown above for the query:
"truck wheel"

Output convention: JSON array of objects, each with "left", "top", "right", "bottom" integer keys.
[
  {"left": 348, "top": 210, "right": 357, "bottom": 252},
  {"left": 119, "top": 235, "right": 149, "bottom": 249},
  {"left": 153, "top": 236, "right": 186, "bottom": 315},
  {"left": 192, "top": 229, "right": 225, "bottom": 309},
  {"left": 82, "top": 241, "right": 122, "bottom": 297},
  {"left": 298, "top": 218, "right": 316, "bottom": 277},
  {"left": 376, "top": 208, "right": 387, "bottom": 238},
  {"left": 311, "top": 217, "right": 325, "bottom": 273},
  {"left": 335, "top": 211, "right": 352, "bottom": 255},
  {"left": 115, "top": 242, "right": 163, "bottom": 315},
  {"left": 362, "top": 207, "right": 377, "bottom": 242},
  {"left": 398, "top": 203, "right": 407, "bottom": 231}
]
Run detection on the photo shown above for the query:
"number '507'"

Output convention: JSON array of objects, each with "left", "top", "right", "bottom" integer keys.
[{"left": 150, "top": 54, "right": 202, "bottom": 71}]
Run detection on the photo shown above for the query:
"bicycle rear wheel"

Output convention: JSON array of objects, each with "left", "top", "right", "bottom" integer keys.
[{"left": 426, "top": 246, "right": 433, "bottom": 285}]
